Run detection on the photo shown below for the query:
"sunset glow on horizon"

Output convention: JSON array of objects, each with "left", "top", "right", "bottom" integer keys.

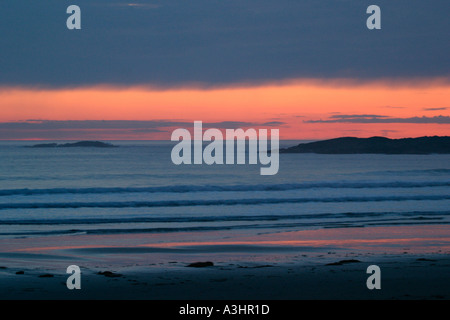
[{"left": 1, "top": 78, "right": 449, "bottom": 140}]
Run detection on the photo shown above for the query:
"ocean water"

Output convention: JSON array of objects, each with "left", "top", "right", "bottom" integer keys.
[{"left": 0, "top": 140, "right": 449, "bottom": 240}]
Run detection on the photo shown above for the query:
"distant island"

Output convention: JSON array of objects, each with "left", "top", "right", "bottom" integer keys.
[
  {"left": 28, "top": 141, "right": 118, "bottom": 148},
  {"left": 280, "top": 136, "right": 450, "bottom": 154}
]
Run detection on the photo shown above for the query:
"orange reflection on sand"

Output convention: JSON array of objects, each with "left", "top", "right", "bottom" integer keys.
[
  {"left": 139, "top": 225, "right": 450, "bottom": 253},
  {"left": 6, "top": 225, "right": 450, "bottom": 255}
]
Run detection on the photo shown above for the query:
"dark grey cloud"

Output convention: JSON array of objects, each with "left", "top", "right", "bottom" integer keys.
[
  {"left": 0, "top": 120, "right": 282, "bottom": 130},
  {"left": 0, "top": 0, "right": 448, "bottom": 88},
  {"left": 0, "top": 119, "right": 283, "bottom": 139},
  {"left": 108, "top": 3, "right": 162, "bottom": 9},
  {"left": 1, "top": 120, "right": 185, "bottom": 130},
  {"left": 305, "top": 115, "right": 450, "bottom": 124},
  {"left": 261, "top": 121, "right": 287, "bottom": 126},
  {"left": 423, "top": 107, "right": 448, "bottom": 111},
  {"left": 329, "top": 114, "right": 390, "bottom": 119}
]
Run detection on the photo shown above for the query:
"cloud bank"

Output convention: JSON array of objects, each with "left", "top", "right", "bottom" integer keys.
[
  {"left": 0, "top": 119, "right": 285, "bottom": 140},
  {"left": 305, "top": 115, "right": 450, "bottom": 124},
  {"left": 0, "top": 0, "right": 448, "bottom": 88}
]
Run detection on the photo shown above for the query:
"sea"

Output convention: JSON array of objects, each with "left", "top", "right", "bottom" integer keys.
[{"left": 1, "top": 140, "right": 450, "bottom": 241}]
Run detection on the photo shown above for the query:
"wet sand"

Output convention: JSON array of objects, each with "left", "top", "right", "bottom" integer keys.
[{"left": 0, "top": 225, "right": 449, "bottom": 300}]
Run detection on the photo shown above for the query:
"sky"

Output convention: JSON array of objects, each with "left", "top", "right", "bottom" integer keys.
[{"left": 0, "top": 0, "right": 449, "bottom": 140}]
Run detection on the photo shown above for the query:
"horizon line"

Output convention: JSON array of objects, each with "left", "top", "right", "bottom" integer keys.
[{"left": 1, "top": 135, "right": 449, "bottom": 142}]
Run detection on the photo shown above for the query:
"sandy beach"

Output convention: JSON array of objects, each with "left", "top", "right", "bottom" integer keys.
[{"left": 1, "top": 224, "right": 449, "bottom": 300}]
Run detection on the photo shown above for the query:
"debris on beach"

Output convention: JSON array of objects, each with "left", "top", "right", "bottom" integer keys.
[
  {"left": 416, "top": 258, "right": 437, "bottom": 262},
  {"left": 97, "top": 271, "right": 123, "bottom": 277},
  {"left": 186, "top": 261, "right": 214, "bottom": 268}
]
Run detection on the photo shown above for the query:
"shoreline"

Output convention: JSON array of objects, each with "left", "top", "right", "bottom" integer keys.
[{"left": 0, "top": 224, "right": 449, "bottom": 300}]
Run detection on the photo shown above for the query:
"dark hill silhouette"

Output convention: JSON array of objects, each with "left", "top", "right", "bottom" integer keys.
[
  {"left": 280, "top": 136, "right": 450, "bottom": 154},
  {"left": 29, "top": 141, "right": 117, "bottom": 148}
]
